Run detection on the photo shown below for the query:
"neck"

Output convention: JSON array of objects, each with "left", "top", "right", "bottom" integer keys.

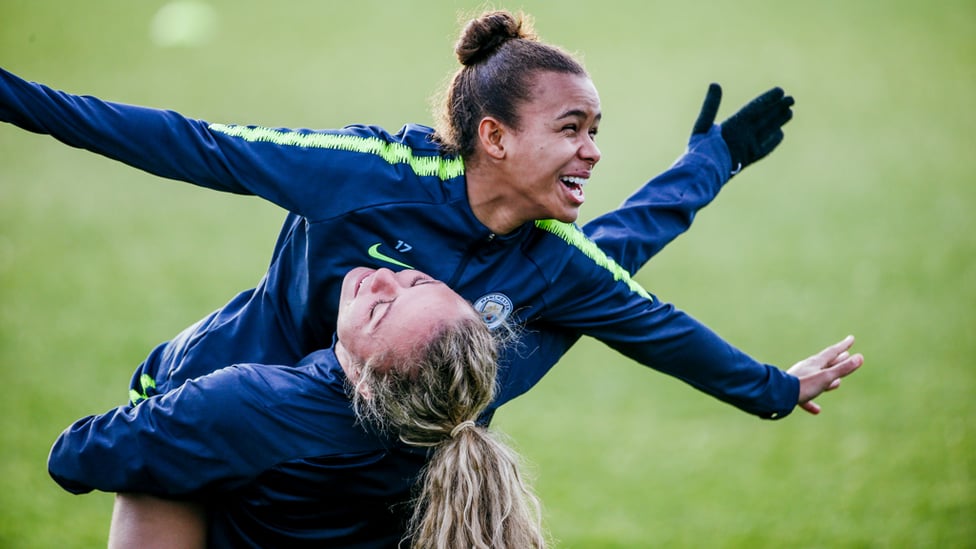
[{"left": 465, "top": 163, "right": 526, "bottom": 236}]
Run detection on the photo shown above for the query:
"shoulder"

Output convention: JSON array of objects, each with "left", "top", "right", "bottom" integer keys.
[
  {"left": 188, "top": 350, "right": 380, "bottom": 457},
  {"left": 181, "top": 349, "right": 345, "bottom": 417},
  {"left": 322, "top": 123, "right": 442, "bottom": 158},
  {"left": 235, "top": 349, "right": 347, "bottom": 403},
  {"left": 527, "top": 220, "right": 653, "bottom": 300}
]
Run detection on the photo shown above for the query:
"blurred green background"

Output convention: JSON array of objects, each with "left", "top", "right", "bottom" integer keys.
[{"left": 1, "top": 0, "right": 973, "bottom": 547}]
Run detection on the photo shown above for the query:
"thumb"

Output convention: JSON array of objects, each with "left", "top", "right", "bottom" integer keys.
[{"left": 691, "top": 83, "right": 722, "bottom": 135}]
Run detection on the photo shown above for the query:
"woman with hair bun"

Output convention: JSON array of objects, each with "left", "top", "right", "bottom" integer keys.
[
  {"left": 0, "top": 8, "right": 813, "bottom": 422},
  {"left": 4, "top": 7, "right": 859, "bottom": 546}
]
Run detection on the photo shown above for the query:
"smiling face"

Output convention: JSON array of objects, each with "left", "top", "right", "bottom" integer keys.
[
  {"left": 499, "top": 71, "right": 602, "bottom": 225},
  {"left": 335, "top": 267, "right": 480, "bottom": 380}
]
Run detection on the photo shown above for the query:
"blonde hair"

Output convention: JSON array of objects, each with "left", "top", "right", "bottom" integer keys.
[{"left": 352, "top": 317, "right": 546, "bottom": 548}]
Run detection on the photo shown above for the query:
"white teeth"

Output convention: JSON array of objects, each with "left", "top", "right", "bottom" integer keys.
[{"left": 561, "top": 176, "right": 587, "bottom": 186}]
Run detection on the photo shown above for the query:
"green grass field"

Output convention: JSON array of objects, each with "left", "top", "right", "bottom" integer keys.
[{"left": 1, "top": 1, "right": 973, "bottom": 547}]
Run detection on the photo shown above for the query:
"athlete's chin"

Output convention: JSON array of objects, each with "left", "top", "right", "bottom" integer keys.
[{"left": 553, "top": 207, "right": 580, "bottom": 224}]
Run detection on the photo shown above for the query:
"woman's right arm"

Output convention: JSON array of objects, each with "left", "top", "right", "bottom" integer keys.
[
  {"left": 0, "top": 68, "right": 256, "bottom": 194},
  {"left": 0, "top": 67, "right": 413, "bottom": 217},
  {"left": 584, "top": 84, "right": 795, "bottom": 276}
]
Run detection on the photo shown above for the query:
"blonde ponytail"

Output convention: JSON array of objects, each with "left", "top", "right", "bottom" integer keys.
[
  {"left": 353, "top": 317, "right": 546, "bottom": 548},
  {"left": 410, "top": 425, "right": 545, "bottom": 548}
]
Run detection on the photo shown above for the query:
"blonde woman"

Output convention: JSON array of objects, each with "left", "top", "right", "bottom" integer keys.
[{"left": 51, "top": 267, "right": 546, "bottom": 548}]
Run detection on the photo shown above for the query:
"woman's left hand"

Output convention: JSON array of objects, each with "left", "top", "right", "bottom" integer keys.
[{"left": 787, "top": 335, "right": 864, "bottom": 415}]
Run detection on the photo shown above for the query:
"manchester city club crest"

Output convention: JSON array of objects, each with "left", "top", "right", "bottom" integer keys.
[{"left": 473, "top": 293, "right": 513, "bottom": 330}]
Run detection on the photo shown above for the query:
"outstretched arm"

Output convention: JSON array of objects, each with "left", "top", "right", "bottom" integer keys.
[
  {"left": 0, "top": 67, "right": 411, "bottom": 217},
  {"left": 0, "top": 68, "right": 261, "bottom": 196},
  {"left": 585, "top": 83, "right": 795, "bottom": 275}
]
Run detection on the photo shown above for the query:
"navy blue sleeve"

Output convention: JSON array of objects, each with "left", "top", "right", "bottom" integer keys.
[
  {"left": 545, "top": 264, "right": 798, "bottom": 419},
  {"left": 0, "top": 68, "right": 427, "bottom": 219},
  {"left": 525, "top": 221, "right": 799, "bottom": 419},
  {"left": 491, "top": 304, "right": 797, "bottom": 419},
  {"left": 561, "top": 132, "right": 798, "bottom": 419},
  {"left": 48, "top": 355, "right": 370, "bottom": 495},
  {"left": 583, "top": 125, "right": 732, "bottom": 275}
]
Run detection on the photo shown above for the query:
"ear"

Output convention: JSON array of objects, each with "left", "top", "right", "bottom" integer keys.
[
  {"left": 356, "top": 381, "right": 373, "bottom": 399},
  {"left": 335, "top": 341, "right": 368, "bottom": 390},
  {"left": 477, "top": 117, "right": 507, "bottom": 160}
]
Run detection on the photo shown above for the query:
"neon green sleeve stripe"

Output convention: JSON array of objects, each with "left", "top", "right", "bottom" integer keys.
[
  {"left": 128, "top": 374, "right": 158, "bottom": 405},
  {"left": 208, "top": 123, "right": 465, "bottom": 180},
  {"left": 534, "top": 219, "right": 652, "bottom": 299}
]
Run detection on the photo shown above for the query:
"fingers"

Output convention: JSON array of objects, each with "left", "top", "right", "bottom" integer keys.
[
  {"left": 808, "top": 353, "right": 862, "bottom": 406},
  {"left": 719, "top": 85, "right": 793, "bottom": 171},
  {"left": 733, "top": 87, "right": 785, "bottom": 123},
  {"left": 755, "top": 86, "right": 785, "bottom": 106},
  {"left": 757, "top": 99, "right": 794, "bottom": 133},
  {"left": 828, "top": 351, "right": 851, "bottom": 367},
  {"left": 739, "top": 90, "right": 793, "bottom": 131},
  {"left": 799, "top": 362, "right": 853, "bottom": 415},
  {"left": 828, "top": 352, "right": 864, "bottom": 380},
  {"left": 691, "top": 83, "right": 722, "bottom": 135},
  {"left": 793, "top": 337, "right": 864, "bottom": 416},
  {"left": 787, "top": 336, "right": 856, "bottom": 378},
  {"left": 815, "top": 335, "right": 856, "bottom": 366},
  {"left": 800, "top": 400, "right": 821, "bottom": 415}
]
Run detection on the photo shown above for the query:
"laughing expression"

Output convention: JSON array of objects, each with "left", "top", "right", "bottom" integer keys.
[{"left": 501, "top": 71, "right": 602, "bottom": 225}]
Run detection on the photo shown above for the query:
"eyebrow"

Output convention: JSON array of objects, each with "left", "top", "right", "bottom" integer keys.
[
  {"left": 374, "top": 279, "right": 450, "bottom": 328},
  {"left": 556, "top": 109, "right": 602, "bottom": 122}
]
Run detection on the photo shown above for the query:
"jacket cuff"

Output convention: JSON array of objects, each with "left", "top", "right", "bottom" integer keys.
[{"left": 686, "top": 124, "right": 734, "bottom": 181}]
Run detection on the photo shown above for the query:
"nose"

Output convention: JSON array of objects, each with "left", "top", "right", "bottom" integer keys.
[
  {"left": 367, "top": 268, "right": 399, "bottom": 297},
  {"left": 581, "top": 135, "right": 601, "bottom": 167}
]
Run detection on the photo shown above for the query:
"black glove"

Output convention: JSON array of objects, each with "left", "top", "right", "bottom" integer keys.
[{"left": 691, "top": 83, "right": 795, "bottom": 174}]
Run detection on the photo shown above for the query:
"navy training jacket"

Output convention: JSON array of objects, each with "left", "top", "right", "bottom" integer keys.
[{"left": 0, "top": 67, "right": 798, "bottom": 420}]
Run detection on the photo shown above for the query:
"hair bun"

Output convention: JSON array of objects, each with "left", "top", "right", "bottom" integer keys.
[{"left": 455, "top": 10, "right": 537, "bottom": 66}]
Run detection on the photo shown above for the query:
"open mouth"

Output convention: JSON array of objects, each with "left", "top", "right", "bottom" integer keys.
[{"left": 560, "top": 176, "right": 587, "bottom": 203}]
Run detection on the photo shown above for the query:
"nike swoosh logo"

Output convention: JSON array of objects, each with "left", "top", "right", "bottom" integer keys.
[{"left": 367, "top": 243, "right": 414, "bottom": 269}]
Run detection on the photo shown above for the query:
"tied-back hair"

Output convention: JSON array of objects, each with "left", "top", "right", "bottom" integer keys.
[
  {"left": 434, "top": 9, "right": 587, "bottom": 158},
  {"left": 352, "top": 316, "right": 546, "bottom": 549}
]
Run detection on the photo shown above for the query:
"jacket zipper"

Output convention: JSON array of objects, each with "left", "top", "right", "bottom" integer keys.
[{"left": 447, "top": 233, "right": 495, "bottom": 287}]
